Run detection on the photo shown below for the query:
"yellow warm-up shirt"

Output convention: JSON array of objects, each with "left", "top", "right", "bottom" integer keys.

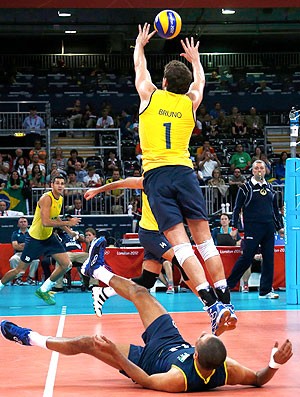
[
  {"left": 139, "top": 89, "right": 195, "bottom": 173},
  {"left": 29, "top": 191, "right": 63, "bottom": 240}
]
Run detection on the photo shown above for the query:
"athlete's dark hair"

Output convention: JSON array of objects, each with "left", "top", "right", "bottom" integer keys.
[
  {"left": 196, "top": 336, "right": 227, "bottom": 370},
  {"left": 51, "top": 175, "right": 66, "bottom": 183},
  {"left": 164, "top": 60, "right": 192, "bottom": 94}
]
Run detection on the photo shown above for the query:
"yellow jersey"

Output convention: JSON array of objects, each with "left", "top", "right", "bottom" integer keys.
[
  {"left": 139, "top": 191, "right": 159, "bottom": 231},
  {"left": 139, "top": 89, "right": 195, "bottom": 173},
  {"left": 29, "top": 191, "right": 63, "bottom": 240}
]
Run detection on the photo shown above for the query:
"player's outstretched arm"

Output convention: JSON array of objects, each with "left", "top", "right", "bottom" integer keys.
[
  {"left": 226, "top": 339, "right": 293, "bottom": 387},
  {"left": 84, "top": 177, "right": 144, "bottom": 200}
]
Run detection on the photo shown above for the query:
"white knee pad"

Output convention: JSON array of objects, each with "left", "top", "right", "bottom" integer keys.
[
  {"left": 197, "top": 238, "right": 219, "bottom": 262},
  {"left": 173, "top": 243, "right": 195, "bottom": 267}
]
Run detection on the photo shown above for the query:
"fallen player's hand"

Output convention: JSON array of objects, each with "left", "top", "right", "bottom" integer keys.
[{"left": 273, "top": 340, "right": 293, "bottom": 365}]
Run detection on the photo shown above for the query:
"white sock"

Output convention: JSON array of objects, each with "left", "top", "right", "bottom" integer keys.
[
  {"left": 0, "top": 281, "right": 5, "bottom": 291},
  {"left": 40, "top": 278, "right": 55, "bottom": 292},
  {"left": 28, "top": 331, "right": 49, "bottom": 349},
  {"left": 214, "top": 279, "right": 227, "bottom": 291},
  {"left": 102, "top": 286, "right": 117, "bottom": 298},
  {"left": 93, "top": 267, "right": 114, "bottom": 286},
  {"left": 196, "top": 282, "right": 210, "bottom": 292}
]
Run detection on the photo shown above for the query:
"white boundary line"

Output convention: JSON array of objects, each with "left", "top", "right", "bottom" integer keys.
[{"left": 43, "top": 306, "right": 67, "bottom": 397}]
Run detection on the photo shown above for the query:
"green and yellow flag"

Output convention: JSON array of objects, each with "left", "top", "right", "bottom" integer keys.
[{"left": 0, "top": 187, "right": 27, "bottom": 214}]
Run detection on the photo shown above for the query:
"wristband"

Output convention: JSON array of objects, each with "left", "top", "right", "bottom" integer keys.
[{"left": 269, "top": 347, "right": 281, "bottom": 369}]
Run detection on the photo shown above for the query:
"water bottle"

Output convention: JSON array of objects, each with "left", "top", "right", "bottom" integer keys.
[
  {"left": 128, "top": 204, "right": 133, "bottom": 216},
  {"left": 221, "top": 203, "right": 225, "bottom": 213},
  {"left": 226, "top": 203, "right": 230, "bottom": 213}
]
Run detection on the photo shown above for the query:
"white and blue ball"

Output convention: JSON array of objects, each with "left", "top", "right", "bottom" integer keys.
[{"left": 154, "top": 9, "right": 182, "bottom": 40}]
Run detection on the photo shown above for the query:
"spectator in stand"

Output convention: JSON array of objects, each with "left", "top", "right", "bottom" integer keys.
[
  {"left": 226, "top": 106, "right": 240, "bottom": 126},
  {"left": 195, "top": 140, "right": 215, "bottom": 164},
  {"left": 260, "top": 153, "right": 273, "bottom": 181},
  {"left": 209, "top": 101, "right": 225, "bottom": 119},
  {"left": 197, "top": 104, "right": 210, "bottom": 124},
  {"left": 245, "top": 107, "right": 264, "bottom": 138},
  {"left": 0, "top": 152, "right": 13, "bottom": 172},
  {"left": 82, "top": 103, "right": 97, "bottom": 129},
  {"left": 105, "top": 168, "right": 124, "bottom": 214},
  {"left": 231, "top": 114, "right": 247, "bottom": 138},
  {"left": 229, "top": 143, "right": 251, "bottom": 172},
  {"left": 15, "top": 157, "right": 28, "bottom": 182},
  {"left": 208, "top": 168, "right": 228, "bottom": 211},
  {"left": 95, "top": 107, "right": 114, "bottom": 145},
  {"left": 74, "top": 161, "right": 88, "bottom": 183},
  {"left": 83, "top": 166, "right": 104, "bottom": 188},
  {"left": 198, "top": 150, "right": 221, "bottom": 182},
  {"left": 67, "top": 149, "right": 85, "bottom": 171},
  {"left": 66, "top": 99, "right": 82, "bottom": 134},
  {"left": 217, "top": 111, "right": 229, "bottom": 135},
  {"left": 273, "top": 151, "right": 288, "bottom": 185},
  {"left": 27, "top": 153, "right": 46, "bottom": 177},
  {"left": 28, "top": 139, "right": 47, "bottom": 165},
  {"left": 65, "top": 170, "right": 86, "bottom": 203},
  {"left": 0, "top": 200, "right": 24, "bottom": 216},
  {"left": 0, "top": 162, "right": 10, "bottom": 188},
  {"left": 228, "top": 168, "right": 246, "bottom": 205},
  {"left": 135, "top": 138, "right": 142, "bottom": 165},
  {"left": 50, "top": 147, "right": 68, "bottom": 171},
  {"left": 211, "top": 213, "right": 241, "bottom": 247},
  {"left": 7, "top": 170, "right": 24, "bottom": 191},
  {"left": 22, "top": 105, "right": 45, "bottom": 147},
  {"left": 67, "top": 197, "right": 88, "bottom": 216},
  {"left": 104, "top": 150, "right": 121, "bottom": 177},
  {"left": 45, "top": 163, "right": 66, "bottom": 187},
  {"left": 251, "top": 146, "right": 263, "bottom": 163},
  {"left": 116, "top": 108, "right": 132, "bottom": 139},
  {"left": 255, "top": 80, "right": 272, "bottom": 93},
  {"left": 9, "top": 217, "right": 39, "bottom": 286},
  {"left": 12, "top": 148, "right": 29, "bottom": 169},
  {"left": 28, "top": 164, "right": 46, "bottom": 188}
]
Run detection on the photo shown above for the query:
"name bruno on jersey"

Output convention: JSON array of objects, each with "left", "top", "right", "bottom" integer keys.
[{"left": 158, "top": 109, "right": 182, "bottom": 118}]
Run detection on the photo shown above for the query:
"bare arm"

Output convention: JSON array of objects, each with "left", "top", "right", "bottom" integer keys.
[
  {"left": 180, "top": 37, "right": 205, "bottom": 111},
  {"left": 226, "top": 339, "right": 293, "bottom": 387},
  {"left": 95, "top": 336, "right": 185, "bottom": 392},
  {"left": 84, "top": 177, "right": 143, "bottom": 200},
  {"left": 12, "top": 241, "right": 25, "bottom": 251},
  {"left": 39, "top": 195, "right": 81, "bottom": 228},
  {"left": 134, "top": 23, "right": 157, "bottom": 108}
]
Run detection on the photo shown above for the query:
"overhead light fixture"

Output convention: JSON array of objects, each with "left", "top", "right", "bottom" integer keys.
[
  {"left": 58, "top": 10, "right": 72, "bottom": 17},
  {"left": 65, "top": 30, "right": 77, "bottom": 34},
  {"left": 222, "top": 9, "right": 236, "bottom": 15}
]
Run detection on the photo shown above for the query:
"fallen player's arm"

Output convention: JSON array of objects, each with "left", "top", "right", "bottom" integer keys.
[
  {"left": 84, "top": 177, "right": 143, "bottom": 200},
  {"left": 226, "top": 339, "right": 293, "bottom": 387}
]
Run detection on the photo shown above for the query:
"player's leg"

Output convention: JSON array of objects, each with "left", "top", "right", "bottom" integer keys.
[
  {"left": 0, "top": 320, "right": 129, "bottom": 370},
  {"left": 0, "top": 259, "right": 29, "bottom": 290}
]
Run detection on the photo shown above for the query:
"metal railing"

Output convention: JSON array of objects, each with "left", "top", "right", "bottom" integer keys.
[
  {"left": 0, "top": 101, "right": 51, "bottom": 130},
  {"left": 29, "top": 184, "right": 284, "bottom": 217},
  {"left": 1, "top": 52, "right": 300, "bottom": 71}
]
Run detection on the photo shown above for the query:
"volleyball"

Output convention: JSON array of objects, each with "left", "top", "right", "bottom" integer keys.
[{"left": 154, "top": 10, "right": 182, "bottom": 39}]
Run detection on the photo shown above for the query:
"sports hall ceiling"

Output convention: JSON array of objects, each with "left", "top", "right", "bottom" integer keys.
[{"left": 0, "top": 2, "right": 299, "bottom": 39}]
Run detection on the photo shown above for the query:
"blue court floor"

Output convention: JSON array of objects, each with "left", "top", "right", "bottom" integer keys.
[{"left": 0, "top": 285, "right": 298, "bottom": 317}]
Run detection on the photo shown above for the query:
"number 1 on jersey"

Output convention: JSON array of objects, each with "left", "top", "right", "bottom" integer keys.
[{"left": 163, "top": 122, "right": 171, "bottom": 149}]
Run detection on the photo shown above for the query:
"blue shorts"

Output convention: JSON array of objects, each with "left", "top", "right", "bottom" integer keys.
[
  {"left": 127, "top": 314, "right": 189, "bottom": 375},
  {"left": 144, "top": 166, "right": 208, "bottom": 232},
  {"left": 138, "top": 227, "right": 172, "bottom": 262},
  {"left": 21, "top": 234, "right": 66, "bottom": 263}
]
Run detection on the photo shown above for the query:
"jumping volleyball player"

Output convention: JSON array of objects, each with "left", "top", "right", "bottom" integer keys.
[{"left": 82, "top": 24, "right": 237, "bottom": 334}]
